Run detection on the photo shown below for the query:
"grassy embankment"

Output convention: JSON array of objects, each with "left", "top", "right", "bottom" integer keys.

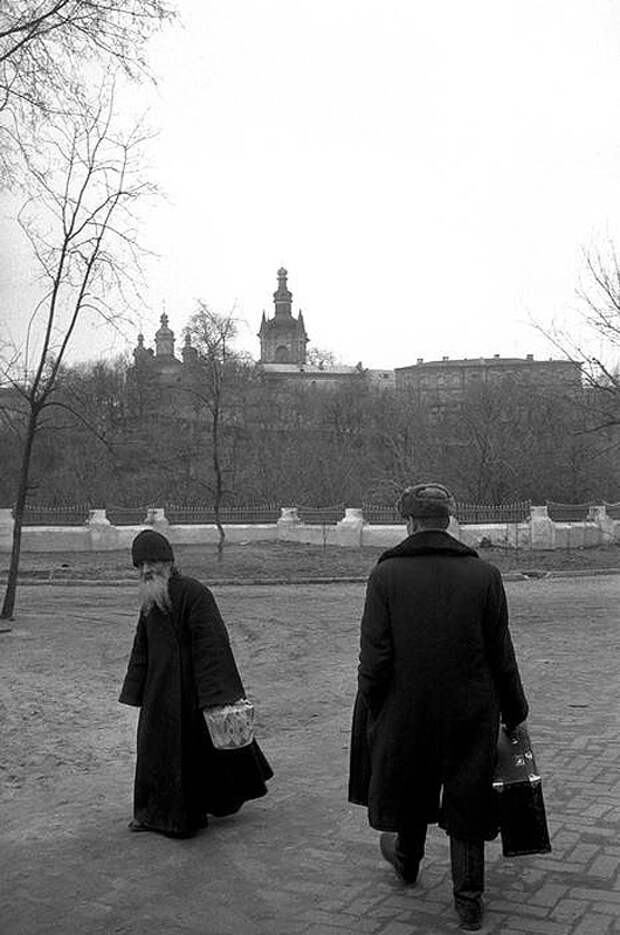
[{"left": 2, "top": 540, "right": 619, "bottom": 583}]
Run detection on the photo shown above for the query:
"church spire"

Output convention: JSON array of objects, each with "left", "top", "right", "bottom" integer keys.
[
  {"left": 155, "top": 312, "right": 175, "bottom": 358},
  {"left": 259, "top": 268, "right": 308, "bottom": 364},
  {"left": 273, "top": 267, "right": 293, "bottom": 318}
]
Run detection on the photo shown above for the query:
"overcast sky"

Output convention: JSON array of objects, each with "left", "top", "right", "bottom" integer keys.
[{"left": 3, "top": 0, "right": 620, "bottom": 369}]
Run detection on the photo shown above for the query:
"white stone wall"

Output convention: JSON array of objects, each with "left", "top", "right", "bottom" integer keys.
[{"left": 0, "top": 505, "right": 618, "bottom": 553}]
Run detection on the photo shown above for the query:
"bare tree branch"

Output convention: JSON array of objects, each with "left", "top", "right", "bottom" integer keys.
[
  {"left": 0, "top": 82, "right": 156, "bottom": 619},
  {"left": 0, "top": 0, "right": 176, "bottom": 116}
]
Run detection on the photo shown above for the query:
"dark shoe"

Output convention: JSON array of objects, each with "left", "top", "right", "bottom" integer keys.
[
  {"left": 379, "top": 832, "right": 419, "bottom": 884},
  {"left": 458, "top": 916, "right": 482, "bottom": 932},
  {"left": 128, "top": 819, "right": 196, "bottom": 839},
  {"left": 456, "top": 899, "right": 484, "bottom": 931}
]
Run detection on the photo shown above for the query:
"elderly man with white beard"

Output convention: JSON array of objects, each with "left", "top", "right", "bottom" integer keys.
[{"left": 120, "top": 530, "right": 273, "bottom": 838}]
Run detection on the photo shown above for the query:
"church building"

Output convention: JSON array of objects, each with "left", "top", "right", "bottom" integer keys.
[
  {"left": 130, "top": 269, "right": 577, "bottom": 402},
  {"left": 257, "top": 268, "right": 383, "bottom": 387},
  {"left": 258, "top": 267, "right": 309, "bottom": 364},
  {"left": 131, "top": 312, "right": 198, "bottom": 398}
]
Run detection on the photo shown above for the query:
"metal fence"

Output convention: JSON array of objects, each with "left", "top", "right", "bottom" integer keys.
[
  {"left": 362, "top": 500, "right": 532, "bottom": 525},
  {"left": 546, "top": 501, "right": 592, "bottom": 523},
  {"left": 21, "top": 505, "right": 90, "bottom": 526},
  {"left": 162, "top": 504, "right": 281, "bottom": 525},
  {"left": 455, "top": 500, "right": 532, "bottom": 525},
  {"left": 19, "top": 503, "right": 282, "bottom": 526},
  {"left": 294, "top": 504, "right": 346, "bottom": 525},
  {"left": 105, "top": 506, "right": 148, "bottom": 526},
  {"left": 362, "top": 504, "right": 401, "bottom": 524},
  {"left": 12, "top": 498, "right": 620, "bottom": 527}
]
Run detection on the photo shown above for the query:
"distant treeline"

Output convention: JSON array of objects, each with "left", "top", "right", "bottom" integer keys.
[{"left": 1, "top": 355, "right": 618, "bottom": 509}]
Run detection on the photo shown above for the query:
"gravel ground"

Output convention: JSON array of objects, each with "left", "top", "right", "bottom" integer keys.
[{"left": 1, "top": 576, "right": 620, "bottom": 933}]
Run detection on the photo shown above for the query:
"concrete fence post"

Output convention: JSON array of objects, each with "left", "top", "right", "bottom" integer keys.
[
  {"left": 144, "top": 507, "right": 168, "bottom": 528},
  {"left": 336, "top": 507, "right": 365, "bottom": 548},
  {"left": 529, "top": 505, "right": 556, "bottom": 550},
  {"left": 588, "top": 505, "right": 615, "bottom": 544},
  {"left": 448, "top": 515, "right": 461, "bottom": 540},
  {"left": 87, "top": 508, "right": 119, "bottom": 551},
  {"left": 277, "top": 507, "right": 300, "bottom": 542},
  {"left": 87, "top": 509, "right": 111, "bottom": 526}
]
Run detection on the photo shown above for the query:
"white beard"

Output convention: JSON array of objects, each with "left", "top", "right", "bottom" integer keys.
[{"left": 138, "top": 569, "right": 172, "bottom": 615}]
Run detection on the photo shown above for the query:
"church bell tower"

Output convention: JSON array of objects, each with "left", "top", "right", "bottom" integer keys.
[{"left": 258, "top": 268, "right": 309, "bottom": 364}]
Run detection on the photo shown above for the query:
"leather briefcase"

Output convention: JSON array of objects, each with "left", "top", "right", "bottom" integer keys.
[{"left": 493, "top": 724, "right": 552, "bottom": 857}]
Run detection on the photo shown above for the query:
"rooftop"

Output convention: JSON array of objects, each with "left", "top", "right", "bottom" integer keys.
[
  {"left": 395, "top": 355, "right": 579, "bottom": 370},
  {"left": 259, "top": 363, "right": 360, "bottom": 375}
]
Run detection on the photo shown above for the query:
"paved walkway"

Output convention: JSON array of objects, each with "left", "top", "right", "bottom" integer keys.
[{"left": 1, "top": 576, "right": 620, "bottom": 934}]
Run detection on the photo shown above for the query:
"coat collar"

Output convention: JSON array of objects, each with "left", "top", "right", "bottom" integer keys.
[{"left": 378, "top": 529, "right": 478, "bottom": 563}]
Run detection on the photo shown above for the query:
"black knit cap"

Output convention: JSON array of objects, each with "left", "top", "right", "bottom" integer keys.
[
  {"left": 131, "top": 530, "right": 174, "bottom": 567},
  {"left": 397, "top": 482, "right": 456, "bottom": 519}
]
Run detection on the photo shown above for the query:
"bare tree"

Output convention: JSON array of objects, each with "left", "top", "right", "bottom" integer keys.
[
  {"left": 444, "top": 384, "right": 523, "bottom": 503},
  {"left": 573, "top": 244, "right": 620, "bottom": 429},
  {"left": 0, "top": 0, "right": 175, "bottom": 189},
  {"left": 0, "top": 88, "right": 156, "bottom": 620},
  {"left": 363, "top": 386, "right": 437, "bottom": 502},
  {"left": 536, "top": 242, "right": 620, "bottom": 434},
  {"left": 306, "top": 345, "right": 340, "bottom": 369},
  {"left": 0, "top": 0, "right": 174, "bottom": 117},
  {"left": 184, "top": 304, "right": 247, "bottom": 560}
]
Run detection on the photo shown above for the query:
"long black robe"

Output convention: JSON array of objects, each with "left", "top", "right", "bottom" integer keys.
[
  {"left": 348, "top": 531, "right": 528, "bottom": 841},
  {"left": 120, "top": 573, "right": 273, "bottom": 834}
]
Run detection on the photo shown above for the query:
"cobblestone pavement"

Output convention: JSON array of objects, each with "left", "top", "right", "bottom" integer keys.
[{"left": 1, "top": 575, "right": 619, "bottom": 934}]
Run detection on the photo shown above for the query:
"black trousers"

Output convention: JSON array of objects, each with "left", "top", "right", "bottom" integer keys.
[{"left": 396, "top": 822, "right": 484, "bottom": 910}]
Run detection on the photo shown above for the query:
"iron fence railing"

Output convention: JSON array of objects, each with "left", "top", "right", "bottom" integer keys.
[
  {"left": 106, "top": 506, "right": 148, "bottom": 526},
  {"left": 362, "top": 504, "right": 402, "bottom": 524},
  {"left": 9, "top": 498, "right": 620, "bottom": 527},
  {"left": 294, "top": 503, "right": 346, "bottom": 525},
  {"left": 455, "top": 500, "right": 532, "bottom": 525},
  {"left": 17, "top": 503, "right": 282, "bottom": 526},
  {"left": 20, "top": 505, "right": 90, "bottom": 526},
  {"left": 546, "top": 501, "right": 592, "bottom": 523},
  {"left": 163, "top": 503, "right": 281, "bottom": 525},
  {"left": 362, "top": 500, "right": 532, "bottom": 525}
]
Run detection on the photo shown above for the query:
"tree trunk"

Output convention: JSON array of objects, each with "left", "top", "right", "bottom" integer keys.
[{"left": 1, "top": 410, "right": 38, "bottom": 622}]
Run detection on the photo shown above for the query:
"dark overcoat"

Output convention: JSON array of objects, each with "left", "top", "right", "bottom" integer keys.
[
  {"left": 348, "top": 530, "right": 528, "bottom": 841},
  {"left": 120, "top": 573, "right": 273, "bottom": 835}
]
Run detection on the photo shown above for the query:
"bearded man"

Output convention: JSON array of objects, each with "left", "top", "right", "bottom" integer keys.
[
  {"left": 120, "top": 529, "right": 273, "bottom": 838},
  {"left": 348, "top": 483, "right": 529, "bottom": 931}
]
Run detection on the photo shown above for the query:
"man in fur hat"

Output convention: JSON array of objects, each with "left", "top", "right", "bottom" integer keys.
[
  {"left": 348, "top": 483, "right": 529, "bottom": 931},
  {"left": 120, "top": 530, "right": 272, "bottom": 838}
]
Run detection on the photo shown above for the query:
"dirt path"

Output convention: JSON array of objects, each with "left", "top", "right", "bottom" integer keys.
[{"left": 2, "top": 577, "right": 620, "bottom": 934}]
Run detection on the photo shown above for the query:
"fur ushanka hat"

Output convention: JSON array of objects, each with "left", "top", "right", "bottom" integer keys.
[
  {"left": 396, "top": 482, "right": 456, "bottom": 519},
  {"left": 131, "top": 530, "right": 174, "bottom": 567}
]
